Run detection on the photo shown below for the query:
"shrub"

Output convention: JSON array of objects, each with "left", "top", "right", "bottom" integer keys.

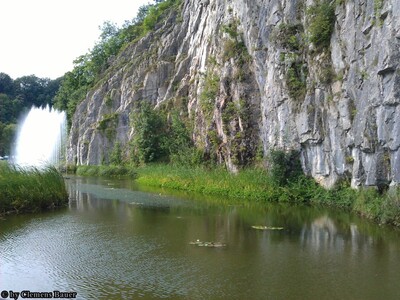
[
  {"left": 130, "top": 102, "right": 167, "bottom": 164},
  {"left": 97, "top": 113, "right": 119, "bottom": 139},
  {"left": 286, "top": 61, "right": 307, "bottom": 100},
  {"left": 200, "top": 72, "right": 220, "bottom": 120},
  {"left": 109, "top": 142, "right": 123, "bottom": 165},
  {"left": 274, "top": 23, "right": 304, "bottom": 51},
  {"left": 268, "top": 149, "right": 303, "bottom": 186},
  {"left": 307, "top": 0, "right": 335, "bottom": 50}
]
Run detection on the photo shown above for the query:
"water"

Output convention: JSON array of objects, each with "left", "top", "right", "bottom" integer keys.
[
  {"left": 1, "top": 177, "right": 400, "bottom": 299},
  {"left": 12, "top": 106, "right": 67, "bottom": 168}
]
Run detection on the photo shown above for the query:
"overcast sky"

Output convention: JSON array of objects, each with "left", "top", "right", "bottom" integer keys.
[{"left": 0, "top": 0, "right": 150, "bottom": 79}]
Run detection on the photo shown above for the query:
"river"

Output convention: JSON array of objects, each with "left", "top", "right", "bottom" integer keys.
[{"left": 1, "top": 176, "right": 400, "bottom": 299}]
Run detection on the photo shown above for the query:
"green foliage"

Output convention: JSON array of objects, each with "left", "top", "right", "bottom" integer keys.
[
  {"left": 307, "top": 0, "right": 335, "bottom": 50},
  {"left": 221, "top": 19, "right": 251, "bottom": 67},
  {"left": 97, "top": 113, "right": 119, "bottom": 139},
  {"left": 0, "top": 93, "right": 21, "bottom": 124},
  {"left": 164, "top": 113, "right": 202, "bottom": 166},
  {"left": 136, "top": 164, "right": 275, "bottom": 200},
  {"left": 109, "top": 142, "right": 123, "bottom": 165},
  {"left": 14, "top": 75, "right": 61, "bottom": 108},
  {"left": 200, "top": 72, "right": 220, "bottom": 120},
  {"left": 130, "top": 101, "right": 202, "bottom": 166},
  {"left": 286, "top": 61, "right": 307, "bottom": 100},
  {"left": 0, "top": 164, "right": 68, "bottom": 214},
  {"left": 221, "top": 19, "right": 240, "bottom": 39},
  {"left": 268, "top": 149, "right": 303, "bottom": 186},
  {"left": 133, "top": 162, "right": 400, "bottom": 226},
  {"left": 131, "top": 102, "right": 167, "bottom": 164},
  {"left": 0, "top": 72, "right": 60, "bottom": 154},
  {"left": 274, "top": 23, "right": 303, "bottom": 51},
  {"left": 345, "top": 155, "right": 354, "bottom": 164},
  {"left": 272, "top": 23, "right": 307, "bottom": 100},
  {"left": 221, "top": 102, "right": 239, "bottom": 126},
  {"left": 0, "top": 73, "right": 61, "bottom": 122},
  {"left": 0, "top": 123, "right": 17, "bottom": 156},
  {"left": 373, "top": 0, "right": 384, "bottom": 26},
  {"left": 53, "top": 69, "right": 89, "bottom": 125},
  {"left": 54, "top": 0, "right": 183, "bottom": 127},
  {"left": 76, "top": 165, "right": 136, "bottom": 177}
]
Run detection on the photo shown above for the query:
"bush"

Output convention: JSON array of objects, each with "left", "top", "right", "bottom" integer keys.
[
  {"left": 307, "top": 0, "right": 335, "bottom": 50},
  {"left": 130, "top": 102, "right": 167, "bottom": 164},
  {"left": 109, "top": 142, "right": 123, "bottom": 165},
  {"left": 268, "top": 149, "right": 303, "bottom": 186},
  {"left": 274, "top": 23, "right": 303, "bottom": 51},
  {"left": 286, "top": 61, "right": 307, "bottom": 100}
]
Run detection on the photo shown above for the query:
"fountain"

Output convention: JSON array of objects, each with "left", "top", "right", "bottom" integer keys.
[{"left": 12, "top": 106, "right": 67, "bottom": 168}]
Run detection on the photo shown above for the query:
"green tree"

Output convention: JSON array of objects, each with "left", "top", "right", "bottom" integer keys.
[
  {"left": 131, "top": 102, "right": 167, "bottom": 164},
  {"left": 14, "top": 75, "right": 60, "bottom": 108},
  {"left": 165, "top": 113, "right": 202, "bottom": 166},
  {"left": 0, "top": 122, "right": 17, "bottom": 156},
  {"left": 0, "top": 73, "right": 16, "bottom": 96},
  {"left": 109, "top": 142, "right": 123, "bottom": 165},
  {"left": 269, "top": 150, "right": 303, "bottom": 186}
]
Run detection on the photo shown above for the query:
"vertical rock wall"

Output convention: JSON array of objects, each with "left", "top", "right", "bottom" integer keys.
[{"left": 67, "top": 0, "right": 400, "bottom": 188}]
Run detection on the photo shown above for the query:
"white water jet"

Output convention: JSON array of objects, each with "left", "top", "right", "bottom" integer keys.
[{"left": 13, "top": 106, "right": 67, "bottom": 168}]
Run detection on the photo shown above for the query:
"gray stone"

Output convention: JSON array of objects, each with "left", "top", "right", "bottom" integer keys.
[{"left": 67, "top": 0, "right": 400, "bottom": 188}]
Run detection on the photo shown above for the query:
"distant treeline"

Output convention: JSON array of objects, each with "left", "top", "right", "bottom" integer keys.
[{"left": 0, "top": 73, "right": 61, "bottom": 155}]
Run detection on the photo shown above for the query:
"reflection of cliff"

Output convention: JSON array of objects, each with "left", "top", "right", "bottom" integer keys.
[
  {"left": 300, "top": 215, "right": 378, "bottom": 254},
  {"left": 67, "top": 176, "right": 399, "bottom": 265}
]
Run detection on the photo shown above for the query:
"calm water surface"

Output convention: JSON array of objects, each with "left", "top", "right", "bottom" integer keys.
[{"left": 1, "top": 176, "right": 400, "bottom": 299}]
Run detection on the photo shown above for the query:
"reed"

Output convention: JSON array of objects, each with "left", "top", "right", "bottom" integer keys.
[
  {"left": 135, "top": 164, "right": 400, "bottom": 226},
  {"left": 136, "top": 164, "right": 307, "bottom": 202},
  {"left": 76, "top": 165, "right": 136, "bottom": 177},
  {"left": 0, "top": 163, "right": 69, "bottom": 214}
]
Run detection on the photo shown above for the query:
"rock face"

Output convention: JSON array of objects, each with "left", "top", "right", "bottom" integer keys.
[{"left": 67, "top": 0, "right": 400, "bottom": 188}]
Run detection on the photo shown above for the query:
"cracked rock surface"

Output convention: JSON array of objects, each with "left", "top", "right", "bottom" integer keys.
[{"left": 67, "top": 0, "right": 400, "bottom": 188}]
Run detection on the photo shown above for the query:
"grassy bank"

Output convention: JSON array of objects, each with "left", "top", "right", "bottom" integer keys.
[
  {"left": 75, "top": 165, "right": 136, "bottom": 177},
  {"left": 0, "top": 163, "right": 69, "bottom": 215},
  {"left": 73, "top": 163, "right": 400, "bottom": 226},
  {"left": 134, "top": 164, "right": 400, "bottom": 226}
]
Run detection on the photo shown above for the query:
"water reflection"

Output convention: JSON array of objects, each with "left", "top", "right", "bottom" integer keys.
[
  {"left": 1, "top": 176, "right": 400, "bottom": 299},
  {"left": 67, "top": 176, "right": 400, "bottom": 258}
]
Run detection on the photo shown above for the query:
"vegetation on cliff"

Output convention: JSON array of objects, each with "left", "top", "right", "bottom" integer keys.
[{"left": 53, "top": 0, "right": 183, "bottom": 125}]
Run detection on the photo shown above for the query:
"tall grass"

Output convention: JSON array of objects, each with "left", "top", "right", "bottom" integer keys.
[
  {"left": 135, "top": 164, "right": 400, "bottom": 226},
  {"left": 0, "top": 163, "right": 69, "bottom": 214},
  {"left": 135, "top": 164, "right": 324, "bottom": 203},
  {"left": 76, "top": 165, "right": 136, "bottom": 177},
  {"left": 72, "top": 162, "right": 400, "bottom": 226}
]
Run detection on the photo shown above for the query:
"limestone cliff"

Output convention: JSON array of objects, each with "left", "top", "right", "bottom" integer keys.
[{"left": 67, "top": 0, "right": 400, "bottom": 188}]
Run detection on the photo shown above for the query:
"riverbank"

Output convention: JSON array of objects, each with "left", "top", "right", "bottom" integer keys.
[
  {"left": 73, "top": 163, "right": 400, "bottom": 226},
  {"left": 134, "top": 164, "right": 400, "bottom": 226},
  {"left": 0, "top": 163, "right": 69, "bottom": 215}
]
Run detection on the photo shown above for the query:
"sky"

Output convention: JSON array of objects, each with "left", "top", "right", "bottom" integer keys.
[{"left": 0, "top": 0, "right": 150, "bottom": 80}]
